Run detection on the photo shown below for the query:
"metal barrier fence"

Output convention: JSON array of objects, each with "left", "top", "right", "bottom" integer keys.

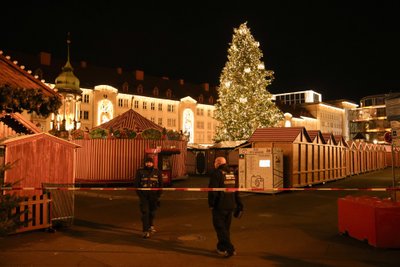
[{"left": 42, "top": 183, "right": 74, "bottom": 227}]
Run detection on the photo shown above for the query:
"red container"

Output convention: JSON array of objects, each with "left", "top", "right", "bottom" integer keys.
[{"left": 338, "top": 195, "right": 400, "bottom": 248}]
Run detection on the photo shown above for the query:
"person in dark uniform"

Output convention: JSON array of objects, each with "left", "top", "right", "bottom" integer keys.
[
  {"left": 134, "top": 157, "right": 163, "bottom": 238},
  {"left": 208, "top": 156, "right": 243, "bottom": 257}
]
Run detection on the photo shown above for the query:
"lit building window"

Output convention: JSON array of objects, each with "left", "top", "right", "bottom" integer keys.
[
  {"left": 158, "top": 103, "right": 163, "bottom": 111},
  {"left": 183, "top": 108, "right": 194, "bottom": 143},
  {"left": 143, "top": 102, "right": 147, "bottom": 109},
  {"left": 167, "top": 118, "right": 176, "bottom": 127},
  {"left": 98, "top": 99, "right": 113, "bottom": 125},
  {"left": 151, "top": 102, "right": 155, "bottom": 110},
  {"left": 167, "top": 104, "right": 175, "bottom": 112},
  {"left": 83, "top": 94, "right": 89, "bottom": 103},
  {"left": 134, "top": 100, "right": 139, "bottom": 109}
]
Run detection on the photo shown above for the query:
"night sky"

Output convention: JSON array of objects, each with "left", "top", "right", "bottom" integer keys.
[{"left": 2, "top": 0, "right": 400, "bottom": 102}]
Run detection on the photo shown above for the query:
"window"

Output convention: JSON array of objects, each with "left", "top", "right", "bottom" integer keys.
[
  {"left": 158, "top": 103, "right": 163, "bottom": 111},
  {"left": 123, "top": 99, "right": 128, "bottom": 107},
  {"left": 300, "top": 93, "right": 305, "bottom": 103},
  {"left": 153, "top": 87, "right": 159, "bottom": 97},
  {"left": 83, "top": 94, "right": 89, "bottom": 103},
  {"left": 158, "top": 118, "right": 163, "bottom": 125},
  {"left": 151, "top": 102, "right": 155, "bottom": 110},
  {"left": 207, "top": 110, "right": 211, "bottom": 117},
  {"left": 167, "top": 104, "right": 175, "bottom": 112},
  {"left": 83, "top": 111, "right": 89, "bottom": 120},
  {"left": 118, "top": 99, "right": 123, "bottom": 107},
  {"left": 167, "top": 118, "right": 176, "bottom": 127},
  {"left": 150, "top": 117, "right": 155, "bottom": 123},
  {"left": 198, "top": 94, "right": 204, "bottom": 103},
  {"left": 122, "top": 82, "right": 129, "bottom": 92},
  {"left": 137, "top": 84, "right": 143, "bottom": 94},
  {"left": 208, "top": 96, "right": 214, "bottom": 104},
  {"left": 197, "top": 121, "right": 204, "bottom": 129},
  {"left": 364, "top": 98, "right": 373, "bottom": 107},
  {"left": 143, "top": 102, "right": 147, "bottom": 109},
  {"left": 134, "top": 100, "right": 139, "bottom": 109},
  {"left": 166, "top": 89, "right": 172, "bottom": 98},
  {"left": 377, "top": 108, "right": 386, "bottom": 117},
  {"left": 376, "top": 97, "right": 385, "bottom": 105}
]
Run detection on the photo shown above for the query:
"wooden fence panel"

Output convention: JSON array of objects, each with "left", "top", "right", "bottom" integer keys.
[{"left": 14, "top": 194, "right": 52, "bottom": 234}]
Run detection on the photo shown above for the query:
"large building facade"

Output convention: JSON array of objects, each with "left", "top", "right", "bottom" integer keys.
[
  {"left": 348, "top": 94, "right": 391, "bottom": 144},
  {"left": 273, "top": 90, "right": 358, "bottom": 140},
  {"left": 8, "top": 49, "right": 378, "bottom": 144},
  {"left": 15, "top": 50, "right": 219, "bottom": 145}
]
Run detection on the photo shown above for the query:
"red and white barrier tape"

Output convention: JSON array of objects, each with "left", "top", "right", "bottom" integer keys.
[{"left": 1, "top": 187, "right": 399, "bottom": 192}]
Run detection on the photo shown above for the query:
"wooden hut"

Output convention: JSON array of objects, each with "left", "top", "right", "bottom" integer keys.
[
  {"left": 73, "top": 109, "right": 187, "bottom": 183},
  {"left": 1, "top": 132, "right": 80, "bottom": 197},
  {"left": 334, "top": 135, "right": 350, "bottom": 177},
  {"left": 307, "top": 130, "right": 327, "bottom": 183},
  {"left": 248, "top": 127, "right": 312, "bottom": 187},
  {"left": 249, "top": 127, "right": 352, "bottom": 187}
]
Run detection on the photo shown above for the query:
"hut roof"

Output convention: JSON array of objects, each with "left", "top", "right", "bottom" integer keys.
[
  {"left": 306, "top": 130, "right": 326, "bottom": 143},
  {"left": 0, "top": 52, "right": 59, "bottom": 98},
  {"left": 210, "top": 140, "right": 248, "bottom": 149},
  {"left": 0, "top": 112, "right": 41, "bottom": 134},
  {"left": 1, "top": 132, "right": 81, "bottom": 148},
  {"left": 248, "top": 127, "right": 311, "bottom": 143},
  {"left": 93, "top": 109, "right": 163, "bottom": 132}
]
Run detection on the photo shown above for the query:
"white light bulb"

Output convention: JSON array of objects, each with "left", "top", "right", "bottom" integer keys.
[
  {"left": 244, "top": 67, "right": 251, "bottom": 73},
  {"left": 258, "top": 63, "right": 265, "bottom": 69}
]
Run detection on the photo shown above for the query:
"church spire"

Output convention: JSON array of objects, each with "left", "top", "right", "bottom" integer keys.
[{"left": 54, "top": 32, "right": 80, "bottom": 93}]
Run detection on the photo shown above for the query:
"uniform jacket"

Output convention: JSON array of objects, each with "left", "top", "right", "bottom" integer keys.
[
  {"left": 208, "top": 164, "right": 242, "bottom": 210},
  {"left": 134, "top": 167, "right": 163, "bottom": 199}
]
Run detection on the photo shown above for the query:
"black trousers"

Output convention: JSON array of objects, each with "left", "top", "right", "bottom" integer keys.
[
  {"left": 212, "top": 208, "right": 234, "bottom": 252},
  {"left": 139, "top": 195, "right": 158, "bottom": 232}
]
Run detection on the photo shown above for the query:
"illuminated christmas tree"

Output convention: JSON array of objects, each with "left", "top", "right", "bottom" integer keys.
[{"left": 214, "top": 22, "right": 283, "bottom": 141}]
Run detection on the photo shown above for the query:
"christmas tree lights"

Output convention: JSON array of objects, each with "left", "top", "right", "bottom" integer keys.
[{"left": 214, "top": 22, "right": 283, "bottom": 141}]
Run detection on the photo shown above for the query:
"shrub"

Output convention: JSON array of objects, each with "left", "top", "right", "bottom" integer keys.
[
  {"left": 141, "top": 128, "right": 162, "bottom": 140},
  {"left": 0, "top": 162, "right": 29, "bottom": 236},
  {"left": 113, "top": 128, "right": 137, "bottom": 139},
  {"left": 89, "top": 128, "right": 108, "bottom": 139}
]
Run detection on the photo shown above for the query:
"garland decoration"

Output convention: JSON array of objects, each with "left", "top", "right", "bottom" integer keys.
[{"left": 0, "top": 85, "right": 62, "bottom": 117}]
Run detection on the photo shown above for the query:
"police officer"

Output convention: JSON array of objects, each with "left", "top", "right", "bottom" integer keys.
[
  {"left": 208, "top": 156, "right": 243, "bottom": 257},
  {"left": 134, "top": 157, "right": 163, "bottom": 238}
]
